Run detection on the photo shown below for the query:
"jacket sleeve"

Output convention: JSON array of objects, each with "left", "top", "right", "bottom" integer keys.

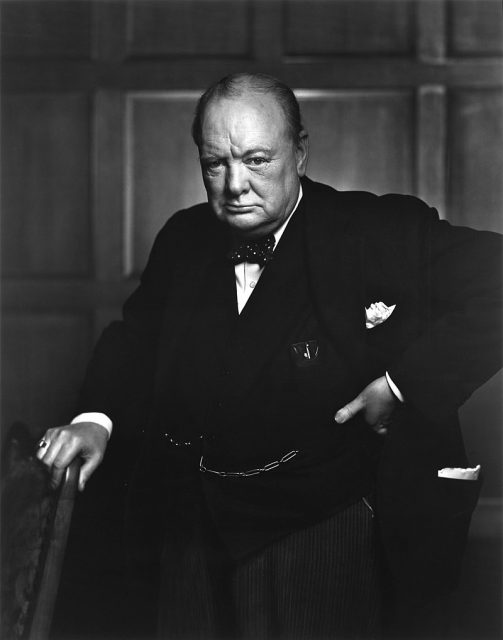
[
  {"left": 76, "top": 215, "right": 182, "bottom": 435},
  {"left": 387, "top": 207, "right": 503, "bottom": 423}
]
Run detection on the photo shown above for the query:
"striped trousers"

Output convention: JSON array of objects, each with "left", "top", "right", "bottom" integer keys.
[{"left": 157, "top": 499, "right": 382, "bottom": 640}]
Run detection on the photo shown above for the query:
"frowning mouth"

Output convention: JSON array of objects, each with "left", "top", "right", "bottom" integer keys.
[{"left": 224, "top": 204, "right": 255, "bottom": 213}]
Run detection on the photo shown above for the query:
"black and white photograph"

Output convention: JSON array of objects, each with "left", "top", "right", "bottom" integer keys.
[{"left": 1, "top": 1, "right": 502, "bottom": 639}]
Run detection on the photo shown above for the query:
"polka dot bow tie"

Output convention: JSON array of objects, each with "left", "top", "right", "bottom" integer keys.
[{"left": 227, "top": 234, "right": 276, "bottom": 266}]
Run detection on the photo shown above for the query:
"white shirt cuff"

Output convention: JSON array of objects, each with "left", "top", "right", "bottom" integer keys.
[
  {"left": 385, "top": 371, "right": 405, "bottom": 403},
  {"left": 71, "top": 412, "right": 113, "bottom": 438}
]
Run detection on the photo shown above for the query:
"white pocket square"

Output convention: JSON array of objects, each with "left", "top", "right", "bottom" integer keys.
[
  {"left": 365, "top": 302, "right": 396, "bottom": 329},
  {"left": 438, "top": 465, "right": 481, "bottom": 480}
]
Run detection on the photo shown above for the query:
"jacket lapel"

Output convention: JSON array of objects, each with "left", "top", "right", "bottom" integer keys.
[{"left": 302, "top": 177, "right": 367, "bottom": 383}]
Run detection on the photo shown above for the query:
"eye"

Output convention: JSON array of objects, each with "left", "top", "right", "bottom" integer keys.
[
  {"left": 202, "top": 158, "right": 224, "bottom": 171},
  {"left": 247, "top": 157, "right": 268, "bottom": 167}
]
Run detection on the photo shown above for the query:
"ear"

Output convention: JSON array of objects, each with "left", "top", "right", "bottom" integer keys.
[{"left": 295, "top": 130, "right": 309, "bottom": 177}]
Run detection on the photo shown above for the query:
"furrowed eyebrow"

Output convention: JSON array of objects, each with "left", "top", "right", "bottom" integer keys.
[
  {"left": 200, "top": 154, "right": 222, "bottom": 162},
  {"left": 244, "top": 147, "right": 272, "bottom": 155},
  {"left": 200, "top": 146, "right": 273, "bottom": 162}
]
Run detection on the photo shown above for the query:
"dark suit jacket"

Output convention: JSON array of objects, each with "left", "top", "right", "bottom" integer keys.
[{"left": 79, "top": 176, "right": 502, "bottom": 601}]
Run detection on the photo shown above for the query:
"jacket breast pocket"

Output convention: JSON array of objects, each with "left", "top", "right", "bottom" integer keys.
[
  {"left": 288, "top": 339, "right": 353, "bottom": 400},
  {"left": 290, "top": 340, "right": 320, "bottom": 368}
]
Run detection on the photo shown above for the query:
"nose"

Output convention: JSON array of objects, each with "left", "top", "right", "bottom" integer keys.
[{"left": 225, "top": 163, "right": 249, "bottom": 198}]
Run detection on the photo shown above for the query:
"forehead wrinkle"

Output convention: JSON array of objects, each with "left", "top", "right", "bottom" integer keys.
[
  {"left": 203, "top": 132, "right": 273, "bottom": 160},
  {"left": 201, "top": 93, "right": 287, "bottom": 157},
  {"left": 228, "top": 138, "right": 271, "bottom": 159},
  {"left": 200, "top": 130, "right": 230, "bottom": 157}
]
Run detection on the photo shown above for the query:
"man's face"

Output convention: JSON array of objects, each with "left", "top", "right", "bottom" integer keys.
[{"left": 199, "top": 92, "right": 308, "bottom": 239}]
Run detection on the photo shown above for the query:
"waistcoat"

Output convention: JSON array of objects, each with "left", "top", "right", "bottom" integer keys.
[{"left": 161, "top": 204, "right": 381, "bottom": 557}]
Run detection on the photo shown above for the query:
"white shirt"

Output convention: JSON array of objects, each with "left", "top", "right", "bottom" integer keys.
[
  {"left": 73, "top": 183, "right": 403, "bottom": 437},
  {"left": 234, "top": 185, "right": 303, "bottom": 314}
]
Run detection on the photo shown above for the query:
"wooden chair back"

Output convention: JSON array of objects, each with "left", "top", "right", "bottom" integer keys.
[{"left": 1, "top": 424, "right": 80, "bottom": 640}]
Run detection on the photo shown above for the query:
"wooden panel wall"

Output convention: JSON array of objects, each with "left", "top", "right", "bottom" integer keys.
[
  {"left": 297, "top": 91, "right": 414, "bottom": 196},
  {"left": 2, "top": 0, "right": 502, "bottom": 500},
  {"left": 1, "top": 0, "right": 92, "bottom": 58},
  {"left": 448, "top": 89, "right": 503, "bottom": 229},
  {"left": 284, "top": 0, "right": 414, "bottom": 55},
  {"left": 1, "top": 313, "right": 92, "bottom": 430},
  {"left": 2, "top": 93, "right": 91, "bottom": 277},
  {"left": 126, "top": 92, "right": 206, "bottom": 275},
  {"left": 128, "top": 1, "right": 252, "bottom": 57}
]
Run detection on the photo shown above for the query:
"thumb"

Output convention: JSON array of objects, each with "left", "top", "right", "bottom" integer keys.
[
  {"left": 334, "top": 394, "right": 365, "bottom": 424},
  {"left": 78, "top": 454, "right": 100, "bottom": 492}
]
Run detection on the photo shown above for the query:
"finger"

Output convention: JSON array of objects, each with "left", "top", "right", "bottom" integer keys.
[
  {"left": 334, "top": 395, "right": 365, "bottom": 424},
  {"left": 36, "top": 428, "right": 58, "bottom": 460},
  {"left": 50, "top": 461, "right": 67, "bottom": 489},
  {"left": 49, "top": 442, "right": 79, "bottom": 489},
  {"left": 36, "top": 437, "right": 50, "bottom": 460},
  {"left": 38, "top": 438, "right": 65, "bottom": 468},
  {"left": 78, "top": 453, "right": 102, "bottom": 492}
]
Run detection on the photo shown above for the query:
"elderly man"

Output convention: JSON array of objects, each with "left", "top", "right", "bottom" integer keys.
[{"left": 38, "top": 73, "right": 502, "bottom": 639}]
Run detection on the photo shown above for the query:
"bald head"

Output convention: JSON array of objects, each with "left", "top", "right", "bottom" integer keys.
[{"left": 192, "top": 72, "right": 305, "bottom": 149}]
